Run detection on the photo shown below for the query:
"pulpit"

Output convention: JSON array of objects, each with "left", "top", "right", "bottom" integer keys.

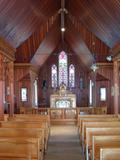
[{"left": 50, "top": 83, "right": 76, "bottom": 108}]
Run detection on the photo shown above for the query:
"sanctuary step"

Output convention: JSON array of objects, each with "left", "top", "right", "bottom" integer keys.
[{"left": 44, "top": 125, "right": 83, "bottom": 160}]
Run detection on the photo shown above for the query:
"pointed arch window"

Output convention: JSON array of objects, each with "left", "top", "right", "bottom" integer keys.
[
  {"left": 51, "top": 65, "right": 57, "bottom": 88},
  {"left": 69, "top": 64, "right": 75, "bottom": 87},
  {"left": 59, "top": 51, "right": 68, "bottom": 86}
]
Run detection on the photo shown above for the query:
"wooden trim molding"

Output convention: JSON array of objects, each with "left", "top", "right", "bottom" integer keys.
[
  {"left": 96, "top": 62, "right": 113, "bottom": 67},
  {"left": 0, "top": 37, "right": 16, "bottom": 61},
  {"left": 14, "top": 63, "right": 31, "bottom": 67},
  {"left": 14, "top": 63, "right": 39, "bottom": 74}
]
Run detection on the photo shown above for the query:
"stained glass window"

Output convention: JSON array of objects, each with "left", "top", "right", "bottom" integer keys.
[
  {"left": 69, "top": 64, "right": 75, "bottom": 87},
  {"left": 51, "top": 65, "right": 57, "bottom": 88},
  {"left": 59, "top": 51, "right": 68, "bottom": 86}
]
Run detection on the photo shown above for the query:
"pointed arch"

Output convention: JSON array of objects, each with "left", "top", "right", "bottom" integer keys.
[
  {"left": 69, "top": 64, "right": 75, "bottom": 87},
  {"left": 59, "top": 51, "right": 68, "bottom": 86},
  {"left": 51, "top": 64, "right": 57, "bottom": 88}
]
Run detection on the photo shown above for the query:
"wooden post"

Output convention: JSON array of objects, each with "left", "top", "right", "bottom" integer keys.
[
  {"left": 113, "top": 60, "right": 119, "bottom": 114},
  {"left": 0, "top": 54, "right": 4, "bottom": 120},
  {"left": 8, "top": 61, "right": 14, "bottom": 117},
  {"left": 92, "top": 71, "right": 97, "bottom": 107}
]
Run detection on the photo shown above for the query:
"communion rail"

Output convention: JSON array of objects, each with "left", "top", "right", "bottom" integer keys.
[{"left": 19, "top": 107, "right": 107, "bottom": 125}]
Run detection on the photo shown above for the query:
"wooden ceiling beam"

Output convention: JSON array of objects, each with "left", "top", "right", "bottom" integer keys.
[
  {"left": 65, "top": 18, "right": 94, "bottom": 67},
  {"left": 15, "top": 15, "right": 59, "bottom": 63},
  {"left": 68, "top": 14, "right": 110, "bottom": 63},
  {"left": 31, "top": 19, "right": 61, "bottom": 68}
]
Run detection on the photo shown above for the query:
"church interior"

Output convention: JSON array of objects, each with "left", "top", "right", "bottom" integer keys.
[{"left": 0, "top": 0, "right": 120, "bottom": 159}]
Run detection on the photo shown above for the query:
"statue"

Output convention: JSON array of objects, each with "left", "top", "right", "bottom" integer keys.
[
  {"left": 60, "top": 82, "right": 67, "bottom": 91},
  {"left": 59, "top": 82, "right": 67, "bottom": 96}
]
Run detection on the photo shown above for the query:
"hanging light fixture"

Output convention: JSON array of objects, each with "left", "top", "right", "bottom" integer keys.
[
  {"left": 61, "top": 10, "right": 65, "bottom": 32},
  {"left": 90, "top": 42, "right": 99, "bottom": 72},
  {"left": 59, "top": 0, "right": 68, "bottom": 32}
]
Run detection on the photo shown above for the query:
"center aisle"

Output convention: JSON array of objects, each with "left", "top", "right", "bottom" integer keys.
[{"left": 45, "top": 125, "right": 83, "bottom": 160}]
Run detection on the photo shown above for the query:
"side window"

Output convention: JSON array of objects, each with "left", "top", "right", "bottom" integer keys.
[{"left": 100, "top": 87, "right": 106, "bottom": 101}]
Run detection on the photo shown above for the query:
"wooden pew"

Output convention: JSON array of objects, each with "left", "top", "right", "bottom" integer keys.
[
  {"left": 78, "top": 114, "right": 118, "bottom": 131},
  {"left": 79, "top": 117, "right": 119, "bottom": 135},
  {"left": 82, "top": 121, "right": 120, "bottom": 142},
  {"left": 9, "top": 114, "right": 50, "bottom": 127},
  {"left": 100, "top": 148, "right": 120, "bottom": 160},
  {"left": 0, "top": 128, "right": 44, "bottom": 160},
  {"left": 85, "top": 127, "right": 120, "bottom": 160},
  {"left": 92, "top": 136, "right": 120, "bottom": 160},
  {"left": 0, "top": 121, "right": 48, "bottom": 150},
  {"left": 0, "top": 138, "right": 40, "bottom": 160}
]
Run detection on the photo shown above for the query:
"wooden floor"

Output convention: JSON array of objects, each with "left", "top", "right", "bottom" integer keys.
[{"left": 44, "top": 125, "right": 83, "bottom": 160}]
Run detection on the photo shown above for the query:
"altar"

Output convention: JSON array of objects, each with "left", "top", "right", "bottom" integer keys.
[{"left": 50, "top": 83, "right": 76, "bottom": 108}]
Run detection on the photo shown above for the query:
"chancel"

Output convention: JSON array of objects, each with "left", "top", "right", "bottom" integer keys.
[{"left": 0, "top": 0, "right": 120, "bottom": 160}]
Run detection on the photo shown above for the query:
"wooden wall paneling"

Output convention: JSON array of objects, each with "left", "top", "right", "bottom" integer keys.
[
  {"left": 14, "top": 64, "right": 39, "bottom": 112},
  {"left": 90, "top": 63, "right": 113, "bottom": 113},
  {"left": 14, "top": 64, "right": 31, "bottom": 112}
]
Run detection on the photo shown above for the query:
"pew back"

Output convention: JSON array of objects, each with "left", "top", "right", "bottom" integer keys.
[
  {"left": 0, "top": 138, "right": 39, "bottom": 160},
  {"left": 100, "top": 148, "right": 120, "bottom": 160},
  {"left": 0, "top": 121, "right": 48, "bottom": 150},
  {"left": 82, "top": 121, "right": 120, "bottom": 141},
  {"left": 92, "top": 136, "right": 120, "bottom": 160},
  {"left": 79, "top": 117, "right": 119, "bottom": 134}
]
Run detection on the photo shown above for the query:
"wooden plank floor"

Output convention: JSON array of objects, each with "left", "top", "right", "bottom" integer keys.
[{"left": 44, "top": 125, "right": 83, "bottom": 160}]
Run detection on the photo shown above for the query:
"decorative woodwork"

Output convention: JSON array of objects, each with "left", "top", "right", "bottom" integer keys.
[
  {"left": 0, "top": 35, "right": 15, "bottom": 118},
  {"left": 0, "top": 37, "right": 15, "bottom": 60},
  {"left": 18, "top": 107, "right": 107, "bottom": 125},
  {"left": 50, "top": 84, "right": 76, "bottom": 108}
]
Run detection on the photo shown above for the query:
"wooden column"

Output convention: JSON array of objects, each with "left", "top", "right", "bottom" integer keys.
[
  {"left": 113, "top": 60, "right": 119, "bottom": 114},
  {"left": 92, "top": 71, "right": 97, "bottom": 107},
  {"left": 0, "top": 54, "right": 4, "bottom": 120},
  {"left": 8, "top": 61, "right": 14, "bottom": 117}
]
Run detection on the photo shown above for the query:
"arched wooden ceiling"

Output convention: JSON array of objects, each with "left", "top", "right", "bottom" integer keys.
[
  {"left": 0, "top": 0, "right": 120, "bottom": 67},
  {"left": 67, "top": 0, "right": 120, "bottom": 48},
  {"left": 0, "top": 0, "right": 60, "bottom": 47}
]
